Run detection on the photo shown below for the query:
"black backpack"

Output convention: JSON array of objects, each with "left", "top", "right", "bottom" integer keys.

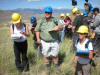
[{"left": 76, "top": 38, "right": 90, "bottom": 49}]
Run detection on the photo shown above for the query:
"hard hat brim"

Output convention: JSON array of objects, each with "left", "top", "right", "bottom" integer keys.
[{"left": 77, "top": 31, "right": 88, "bottom": 33}]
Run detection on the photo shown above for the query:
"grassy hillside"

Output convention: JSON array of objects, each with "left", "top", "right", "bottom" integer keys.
[
  {"left": 0, "top": 11, "right": 100, "bottom": 74},
  {"left": 0, "top": 25, "right": 75, "bottom": 75},
  {"left": 0, "top": 24, "right": 100, "bottom": 75}
]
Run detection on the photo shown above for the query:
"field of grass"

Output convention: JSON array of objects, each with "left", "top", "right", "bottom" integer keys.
[{"left": 0, "top": 20, "right": 100, "bottom": 75}]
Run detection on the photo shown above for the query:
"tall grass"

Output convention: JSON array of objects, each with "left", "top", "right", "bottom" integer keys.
[{"left": 0, "top": 26, "right": 100, "bottom": 75}]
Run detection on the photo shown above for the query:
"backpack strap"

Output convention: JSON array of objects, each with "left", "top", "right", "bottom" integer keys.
[
  {"left": 22, "top": 23, "right": 26, "bottom": 31},
  {"left": 12, "top": 23, "right": 26, "bottom": 33},
  {"left": 12, "top": 24, "right": 14, "bottom": 33},
  {"left": 75, "top": 38, "right": 90, "bottom": 50},
  {"left": 85, "top": 40, "right": 90, "bottom": 49}
]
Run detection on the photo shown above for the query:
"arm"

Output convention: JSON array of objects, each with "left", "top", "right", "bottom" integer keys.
[
  {"left": 10, "top": 25, "right": 13, "bottom": 37},
  {"left": 20, "top": 26, "right": 30, "bottom": 37},
  {"left": 73, "top": 54, "right": 77, "bottom": 67},
  {"left": 90, "top": 16, "right": 100, "bottom": 28},
  {"left": 10, "top": 25, "right": 22, "bottom": 40},
  {"left": 25, "top": 26, "right": 30, "bottom": 37},
  {"left": 35, "top": 32, "right": 41, "bottom": 44},
  {"left": 53, "top": 26, "right": 63, "bottom": 31},
  {"left": 76, "top": 50, "right": 93, "bottom": 59}
]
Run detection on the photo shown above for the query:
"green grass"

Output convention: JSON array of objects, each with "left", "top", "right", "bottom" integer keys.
[{"left": 0, "top": 26, "right": 100, "bottom": 75}]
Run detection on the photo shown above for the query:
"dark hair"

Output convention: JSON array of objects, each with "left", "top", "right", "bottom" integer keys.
[{"left": 93, "top": 8, "right": 99, "bottom": 13}]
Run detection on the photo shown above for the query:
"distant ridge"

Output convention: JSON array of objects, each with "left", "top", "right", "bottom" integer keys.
[{"left": 7, "top": 8, "right": 76, "bottom": 14}]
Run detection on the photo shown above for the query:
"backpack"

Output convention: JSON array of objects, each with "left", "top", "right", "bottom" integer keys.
[
  {"left": 75, "top": 38, "right": 91, "bottom": 55},
  {"left": 75, "top": 38, "right": 96, "bottom": 67},
  {"left": 12, "top": 23, "right": 26, "bottom": 33},
  {"left": 76, "top": 38, "right": 90, "bottom": 49}
]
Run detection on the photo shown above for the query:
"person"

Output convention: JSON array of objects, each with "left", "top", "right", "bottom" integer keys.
[
  {"left": 59, "top": 13, "right": 65, "bottom": 43},
  {"left": 30, "top": 16, "right": 42, "bottom": 57},
  {"left": 30, "top": 16, "right": 38, "bottom": 49},
  {"left": 74, "top": 25, "right": 93, "bottom": 75},
  {"left": 72, "top": 8, "right": 84, "bottom": 50},
  {"left": 35, "top": 6, "right": 62, "bottom": 67},
  {"left": 90, "top": 8, "right": 100, "bottom": 54},
  {"left": 64, "top": 13, "right": 73, "bottom": 38},
  {"left": 59, "top": 13, "right": 65, "bottom": 24},
  {"left": 10, "top": 13, "right": 30, "bottom": 72}
]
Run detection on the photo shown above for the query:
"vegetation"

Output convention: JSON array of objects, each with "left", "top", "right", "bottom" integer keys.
[{"left": 0, "top": 20, "right": 100, "bottom": 75}]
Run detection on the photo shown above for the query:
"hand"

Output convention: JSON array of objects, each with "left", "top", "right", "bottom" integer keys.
[
  {"left": 73, "top": 56, "right": 77, "bottom": 68},
  {"left": 72, "top": 26, "right": 75, "bottom": 32},
  {"left": 30, "top": 27, "right": 35, "bottom": 33},
  {"left": 37, "top": 39, "right": 41, "bottom": 45},
  {"left": 20, "top": 36, "right": 23, "bottom": 39},
  {"left": 52, "top": 26, "right": 59, "bottom": 31},
  {"left": 73, "top": 60, "right": 77, "bottom": 68},
  {"left": 91, "top": 19, "right": 94, "bottom": 23},
  {"left": 68, "top": 24, "right": 72, "bottom": 28},
  {"left": 20, "top": 31, "right": 26, "bottom": 35}
]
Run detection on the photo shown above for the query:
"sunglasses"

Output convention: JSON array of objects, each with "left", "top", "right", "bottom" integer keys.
[
  {"left": 45, "top": 12, "right": 52, "bottom": 14},
  {"left": 78, "top": 33, "right": 85, "bottom": 35}
]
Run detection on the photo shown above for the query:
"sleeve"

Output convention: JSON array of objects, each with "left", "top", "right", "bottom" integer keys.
[
  {"left": 35, "top": 20, "right": 41, "bottom": 32},
  {"left": 90, "top": 16, "right": 100, "bottom": 28},
  {"left": 88, "top": 42, "right": 93, "bottom": 51},
  {"left": 57, "top": 19, "right": 62, "bottom": 26},
  {"left": 72, "top": 16, "right": 79, "bottom": 26}
]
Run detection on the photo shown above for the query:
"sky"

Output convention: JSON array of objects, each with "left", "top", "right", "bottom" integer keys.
[{"left": 0, "top": 0, "right": 100, "bottom": 10}]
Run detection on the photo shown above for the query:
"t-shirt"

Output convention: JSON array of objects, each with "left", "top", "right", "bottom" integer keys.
[
  {"left": 11, "top": 24, "right": 26, "bottom": 42},
  {"left": 59, "top": 19, "right": 65, "bottom": 24},
  {"left": 72, "top": 15, "right": 84, "bottom": 32},
  {"left": 76, "top": 38, "right": 93, "bottom": 64},
  {"left": 35, "top": 17, "right": 62, "bottom": 42}
]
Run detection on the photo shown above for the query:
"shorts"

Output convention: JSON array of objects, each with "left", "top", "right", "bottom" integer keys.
[{"left": 41, "top": 40, "right": 59, "bottom": 57}]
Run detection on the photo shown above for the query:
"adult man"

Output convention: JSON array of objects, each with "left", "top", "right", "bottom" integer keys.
[
  {"left": 90, "top": 8, "right": 100, "bottom": 53},
  {"left": 35, "top": 6, "right": 62, "bottom": 67}
]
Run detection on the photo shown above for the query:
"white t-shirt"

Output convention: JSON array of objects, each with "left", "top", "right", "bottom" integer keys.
[
  {"left": 59, "top": 19, "right": 65, "bottom": 24},
  {"left": 76, "top": 39, "right": 93, "bottom": 64},
  {"left": 11, "top": 24, "right": 27, "bottom": 42}
]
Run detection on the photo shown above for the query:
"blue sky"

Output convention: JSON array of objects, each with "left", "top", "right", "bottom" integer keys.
[{"left": 0, "top": 0, "right": 99, "bottom": 10}]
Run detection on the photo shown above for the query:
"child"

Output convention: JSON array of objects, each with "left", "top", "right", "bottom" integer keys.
[{"left": 74, "top": 25, "right": 93, "bottom": 75}]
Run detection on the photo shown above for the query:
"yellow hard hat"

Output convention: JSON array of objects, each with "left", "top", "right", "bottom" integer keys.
[
  {"left": 60, "top": 13, "right": 65, "bottom": 17},
  {"left": 12, "top": 13, "right": 21, "bottom": 24},
  {"left": 66, "top": 13, "right": 70, "bottom": 17},
  {"left": 77, "top": 25, "right": 88, "bottom": 33},
  {"left": 72, "top": 8, "right": 79, "bottom": 14}
]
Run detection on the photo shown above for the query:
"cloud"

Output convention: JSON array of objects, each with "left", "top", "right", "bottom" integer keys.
[{"left": 27, "top": 0, "right": 41, "bottom": 2}]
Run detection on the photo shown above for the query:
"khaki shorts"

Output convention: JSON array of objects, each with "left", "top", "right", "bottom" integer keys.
[{"left": 41, "top": 40, "right": 59, "bottom": 57}]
